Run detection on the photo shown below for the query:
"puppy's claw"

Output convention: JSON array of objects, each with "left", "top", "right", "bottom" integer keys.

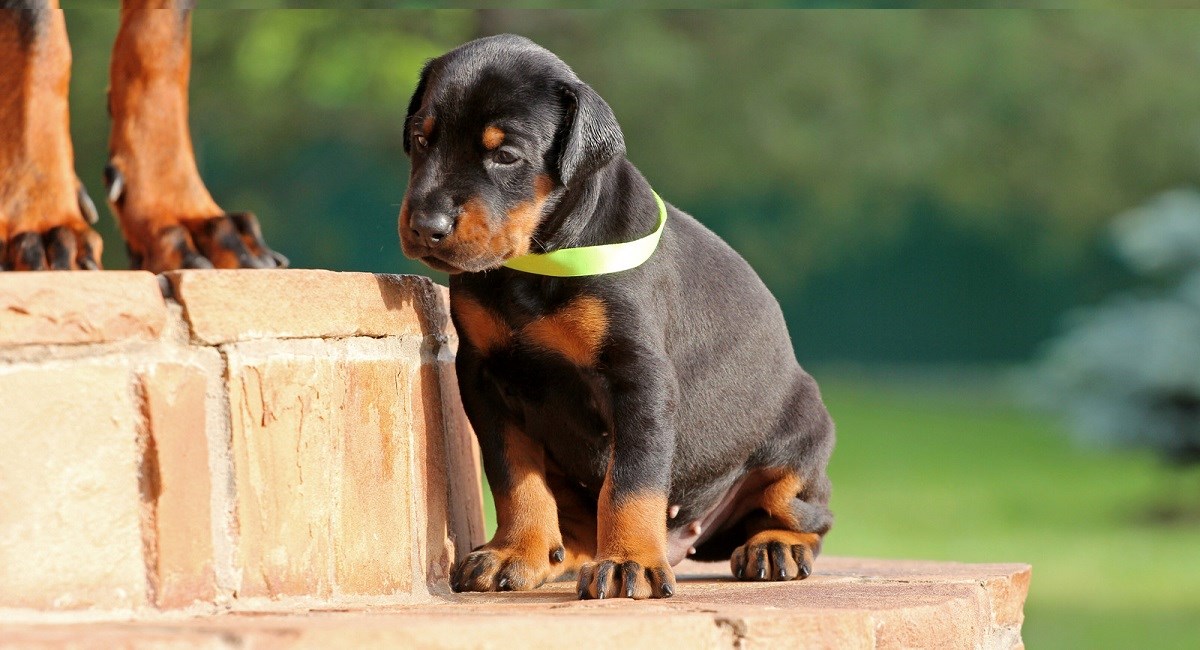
[
  {"left": 621, "top": 562, "right": 639, "bottom": 598},
  {"left": 468, "top": 559, "right": 488, "bottom": 584},
  {"left": 595, "top": 562, "right": 612, "bottom": 599},
  {"left": 577, "top": 569, "right": 593, "bottom": 599},
  {"left": 732, "top": 532, "right": 817, "bottom": 582},
  {"left": 578, "top": 559, "right": 675, "bottom": 600}
]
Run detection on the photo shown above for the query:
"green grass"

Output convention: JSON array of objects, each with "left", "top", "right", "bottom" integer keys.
[
  {"left": 820, "top": 371, "right": 1200, "bottom": 649},
  {"left": 478, "top": 371, "right": 1200, "bottom": 648}
]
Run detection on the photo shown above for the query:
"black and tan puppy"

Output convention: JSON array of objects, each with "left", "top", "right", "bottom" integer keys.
[{"left": 399, "top": 34, "right": 834, "bottom": 600}]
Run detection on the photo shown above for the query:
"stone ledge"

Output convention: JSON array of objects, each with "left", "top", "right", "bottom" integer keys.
[
  {"left": 0, "top": 271, "right": 166, "bottom": 346},
  {"left": 165, "top": 269, "right": 448, "bottom": 344},
  {"left": 0, "top": 270, "right": 1029, "bottom": 647},
  {"left": 0, "top": 270, "right": 482, "bottom": 613},
  {"left": 0, "top": 559, "right": 1031, "bottom": 649}
]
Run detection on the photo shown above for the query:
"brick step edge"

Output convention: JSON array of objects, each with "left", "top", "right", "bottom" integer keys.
[
  {"left": 0, "top": 558, "right": 1032, "bottom": 649},
  {"left": 0, "top": 270, "right": 486, "bottom": 615}
]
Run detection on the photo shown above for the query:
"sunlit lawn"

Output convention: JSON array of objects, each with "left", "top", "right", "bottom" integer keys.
[
  {"left": 477, "top": 371, "right": 1200, "bottom": 648},
  {"left": 821, "top": 370, "right": 1200, "bottom": 649}
]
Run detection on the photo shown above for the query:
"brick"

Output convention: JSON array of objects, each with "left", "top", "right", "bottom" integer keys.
[
  {"left": 0, "top": 360, "right": 147, "bottom": 609},
  {"left": 985, "top": 567, "right": 1032, "bottom": 628},
  {"left": 333, "top": 351, "right": 421, "bottom": 595},
  {"left": 137, "top": 363, "right": 216, "bottom": 609},
  {"left": 408, "top": 357, "right": 453, "bottom": 588},
  {"left": 287, "top": 614, "right": 727, "bottom": 649},
  {"left": 819, "top": 556, "right": 1033, "bottom": 629},
  {"left": 404, "top": 347, "right": 487, "bottom": 588},
  {"left": 0, "top": 271, "right": 166, "bottom": 347},
  {"left": 669, "top": 559, "right": 1021, "bottom": 649},
  {"left": 0, "top": 613, "right": 727, "bottom": 649},
  {"left": 225, "top": 337, "right": 429, "bottom": 599},
  {"left": 433, "top": 350, "right": 486, "bottom": 561},
  {"left": 0, "top": 559, "right": 1030, "bottom": 648},
  {"left": 166, "top": 270, "right": 450, "bottom": 344}
]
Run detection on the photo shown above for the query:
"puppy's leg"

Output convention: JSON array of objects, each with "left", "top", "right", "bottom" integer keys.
[
  {"left": 546, "top": 471, "right": 597, "bottom": 582},
  {"left": 0, "top": 1, "right": 104, "bottom": 271},
  {"left": 106, "top": 0, "right": 284, "bottom": 272},
  {"left": 451, "top": 424, "right": 566, "bottom": 592},
  {"left": 450, "top": 338, "right": 567, "bottom": 592},
  {"left": 577, "top": 353, "right": 677, "bottom": 600},
  {"left": 729, "top": 468, "right": 833, "bottom": 581}
]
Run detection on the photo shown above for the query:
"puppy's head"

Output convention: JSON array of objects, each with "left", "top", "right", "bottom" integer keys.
[{"left": 399, "top": 34, "right": 624, "bottom": 273}]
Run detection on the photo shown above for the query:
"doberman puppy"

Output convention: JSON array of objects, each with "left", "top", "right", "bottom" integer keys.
[
  {"left": 399, "top": 34, "right": 835, "bottom": 600},
  {"left": 0, "top": 0, "right": 283, "bottom": 272}
]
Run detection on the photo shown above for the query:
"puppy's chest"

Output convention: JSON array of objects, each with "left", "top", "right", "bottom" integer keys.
[
  {"left": 453, "top": 291, "right": 614, "bottom": 480},
  {"left": 452, "top": 292, "right": 609, "bottom": 368}
]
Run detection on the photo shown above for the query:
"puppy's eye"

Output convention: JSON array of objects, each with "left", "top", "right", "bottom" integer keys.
[
  {"left": 492, "top": 149, "right": 520, "bottom": 165},
  {"left": 414, "top": 133, "right": 428, "bottom": 149}
]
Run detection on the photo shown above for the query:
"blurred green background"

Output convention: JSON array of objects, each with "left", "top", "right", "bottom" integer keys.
[{"left": 58, "top": 6, "right": 1200, "bottom": 647}]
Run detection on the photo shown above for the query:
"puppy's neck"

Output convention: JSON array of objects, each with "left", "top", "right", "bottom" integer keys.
[
  {"left": 535, "top": 159, "right": 660, "bottom": 254},
  {"left": 451, "top": 161, "right": 660, "bottom": 303}
]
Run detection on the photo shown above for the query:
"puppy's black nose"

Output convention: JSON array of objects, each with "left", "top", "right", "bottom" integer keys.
[{"left": 410, "top": 211, "right": 455, "bottom": 246}]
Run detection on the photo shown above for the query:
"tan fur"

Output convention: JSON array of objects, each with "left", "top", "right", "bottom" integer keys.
[
  {"left": 579, "top": 464, "right": 673, "bottom": 599},
  {"left": 482, "top": 125, "right": 505, "bottom": 150},
  {"left": 744, "top": 529, "right": 820, "bottom": 550},
  {"left": 523, "top": 294, "right": 609, "bottom": 366},
  {"left": 491, "top": 426, "right": 561, "bottom": 550},
  {"left": 548, "top": 469, "right": 598, "bottom": 576},
  {"left": 757, "top": 470, "right": 805, "bottom": 529},
  {"left": 454, "top": 197, "right": 493, "bottom": 251},
  {"left": 597, "top": 480, "right": 668, "bottom": 563},
  {"left": 107, "top": 1, "right": 223, "bottom": 266},
  {"left": 0, "top": 2, "right": 100, "bottom": 268},
  {"left": 500, "top": 174, "right": 553, "bottom": 258},
  {"left": 460, "top": 426, "right": 562, "bottom": 589},
  {"left": 452, "top": 290, "right": 609, "bottom": 367},
  {"left": 452, "top": 293, "right": 512, "bottom": 353},
  {"left": 400, "top": 172, "right": 554, "bottom": 266},
  {"left": 728, "top": 470, "right": 819, "bottom": 581},
  {"left": 730, "top": 529, "right": 819, "bottom": 581}
]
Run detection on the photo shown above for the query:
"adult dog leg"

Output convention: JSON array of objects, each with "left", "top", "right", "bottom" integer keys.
[
  {"left": 0, "top": 0, "right": 103, "bottom": 271},
  {"left": 107, "top": 0, "right": 284, "bottom": 272}
]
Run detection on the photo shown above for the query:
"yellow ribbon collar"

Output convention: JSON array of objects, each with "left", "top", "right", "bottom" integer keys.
[{"left": 501, "top": 192, "right": 667, "bottom": 277}]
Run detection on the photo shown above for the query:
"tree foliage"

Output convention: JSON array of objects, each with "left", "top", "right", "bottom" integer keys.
[
  {"left": 56, "top": 8, "right": 1200, "bottom": 361},
  {"left": 1034, "top": 190, "right": 1200, "bottom": 464}
]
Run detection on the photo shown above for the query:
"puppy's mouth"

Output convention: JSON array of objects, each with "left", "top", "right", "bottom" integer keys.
[
  {"left": 419, "top": 255, "right": 466, "bottom": 274},
  {"left": 401, "top": 238, "right": 509, "bottom": 275}
]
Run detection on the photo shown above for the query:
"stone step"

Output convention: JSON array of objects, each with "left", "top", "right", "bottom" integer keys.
[
  {"left": 0, "top": 270, "right": 1030, "bottom": 648},
  {"left": 0, "top": 270, "right": 483, "bottom": 612},
  {"left": 0, "top": 559, "right": 1030, "bottom": 649}
]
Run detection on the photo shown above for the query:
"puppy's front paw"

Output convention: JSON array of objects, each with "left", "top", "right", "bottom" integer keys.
[
  {"left": 576, "top": 556, "right": 675, "bottom": 600},
  {"left": 451, "top": 543, "right": 566, "bottom": 593}
]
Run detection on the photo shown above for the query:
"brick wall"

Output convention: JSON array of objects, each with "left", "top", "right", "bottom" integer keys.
[{"left": 0, "top": 270, "right": 485, "bottom": 614}]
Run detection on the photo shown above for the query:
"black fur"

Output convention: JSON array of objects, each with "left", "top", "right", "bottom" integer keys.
[
  {"left": 554, "top": 81, "right": 624, "bottom": 187},
  {"left": 401, "top": 34, "right": 834, "bottom": 583}
]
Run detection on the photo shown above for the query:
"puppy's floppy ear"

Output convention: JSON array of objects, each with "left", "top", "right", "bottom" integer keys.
[
  {"left": 554, "top": 81, "right": 625, "bottom": 186},
  {"left": 403, "top": 61, "right": 433, "bottom": 156}
]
